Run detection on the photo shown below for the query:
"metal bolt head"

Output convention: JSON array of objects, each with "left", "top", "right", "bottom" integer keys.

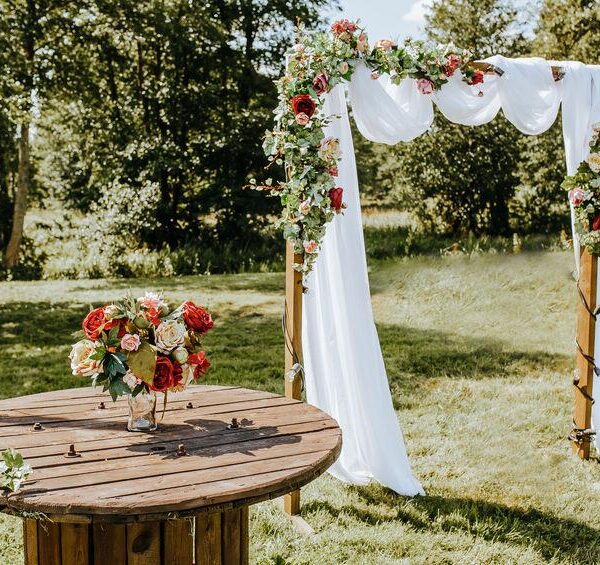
[
  {"left": 98, "top": 401, "right": 106, "bottom": 409},
  {"left": 186, "top": 402, "right": 193, "bottom": 409},
  {"left": 176, "top": 443, "right": 187, "bottom": 457},
  {"left": 227, "top": 418, "right": 240, "bottom": 430},
  {"left": 33, "top": 422, "right": 43, "bottom": 431},
  {"left": 65, "top": 444, "right": 81, "bottom": 458}
]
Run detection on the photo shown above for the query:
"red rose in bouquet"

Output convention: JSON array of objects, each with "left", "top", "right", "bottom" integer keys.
[
  {"left": 82, "top": 307, "right": 109, "bottom": 340},
  {"left": 592, "top": 214, "right": 600, "bottom": 231},
  {"left": 444, "top": 54, "right": 462, "bottom": 77},
  {"left": 151, "top": 356, "right": 175, "bottom": 392},
  {"left": 182, "top": 301, "right": 214, "bottom": 334},
  {"left": 468, "top": 70, "right": 485, "bottom": 86},
  {"left": 331, "top": 19, "right": 357, "bottom": 36},
  {"left": 291, "top": 94, "right": 316, "bottom": 118},
  {"left": 188, "top": 351, "right": 210, "bottom": 379},
  {"left": 329, "top": 187, "right": 344, "bottom": 211}
]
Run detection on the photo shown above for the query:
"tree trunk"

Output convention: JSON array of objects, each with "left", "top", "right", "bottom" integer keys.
[{"left": 3, "top": 123, "right": 30, "bottom": 268}]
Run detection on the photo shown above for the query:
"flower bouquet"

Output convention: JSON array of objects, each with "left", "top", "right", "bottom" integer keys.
[
  {"left": 70, "top": 292, "right": 213, "bottom": 431},
  {"left": 564, "top": 123, "right": 600, "bottom": 253}
]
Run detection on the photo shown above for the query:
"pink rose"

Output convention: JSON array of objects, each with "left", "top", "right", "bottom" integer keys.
[
  {"left": 303, "top": 240, "right": 319, "bottom": 254},
  {"left": 375, "top": 39, "right": 396, "bottom": 51},
  {"left": 417, "top": 78, "right": 434, "bottom": 95},
  {"left": 371, "top": 71, "right": 380, "bottom": 81},
  {"left": 329, "top": 166, "right": 339, "bottom": 177},
  {"left": 139, "top": 292, "right": 165, "bottom": 310},
  {"left": 120, "top": 333, "right": 141, "bottom": 352},
  {"left": 338, "top": 61, "right": 349, "bottom": 75},
  {"left": 331, "top": 19, "right": 357, "bottom": 36},
  {"left": 313, "top": 73, "right": 329, "bottom": 96},
  {"left": 356, "top": 33, "right": 369, "bottom": 53},
  {"left": 295, "top": 112, "right": 310, "bottom": 126},
  {"left": 569, "top": 188, "right": 585, "bottom": 207}
]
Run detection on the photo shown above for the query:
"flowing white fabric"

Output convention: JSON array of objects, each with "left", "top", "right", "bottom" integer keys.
[
  {"left": 303, "top": 85, "right": 424, "bottom": 495},
  {"left": 303, "top": 57, "right": 600, "bottom": 494}
]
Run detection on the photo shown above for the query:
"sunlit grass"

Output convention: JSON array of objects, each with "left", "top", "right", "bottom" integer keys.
[{"left": 1, "top": 250, "right": 599, "bottom": 564}]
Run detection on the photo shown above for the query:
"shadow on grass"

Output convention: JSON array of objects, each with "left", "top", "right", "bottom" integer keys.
[
  {"left": 1, "top": 302, "right": 570, "bottom": 401},
  {"left": 304, "top": 488, "right": 600, "bottom": 563}
]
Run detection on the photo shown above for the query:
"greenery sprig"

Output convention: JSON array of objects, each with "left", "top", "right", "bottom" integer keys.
[{"left": 0, "top": 449, "right": 31, "bottom": 493}]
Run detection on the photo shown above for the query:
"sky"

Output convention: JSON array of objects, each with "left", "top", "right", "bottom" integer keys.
[{"left": 329, "top": 0, "right": 430, "bottom": 43}]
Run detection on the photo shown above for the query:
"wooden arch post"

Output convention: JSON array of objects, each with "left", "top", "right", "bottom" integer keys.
[
  {"left": 573, "top": 248, "right": 597, "bottom": 458},
  {"left": 283, "top": 241, "right": 304, "bottom": 514}
]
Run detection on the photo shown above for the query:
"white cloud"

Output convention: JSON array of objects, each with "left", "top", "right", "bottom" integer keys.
[{"left": 403, "top": 0, "right": 431, "bottom": 23}]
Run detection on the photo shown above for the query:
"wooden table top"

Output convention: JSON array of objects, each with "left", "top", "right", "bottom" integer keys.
[{"left": 0, "top": 385, "right": 341, "bottom": 522}]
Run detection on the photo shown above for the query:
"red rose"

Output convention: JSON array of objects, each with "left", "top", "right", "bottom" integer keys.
[
  {"left": 331, "top": 19, "right": 357, "bottom": 36},
  {"left": 329, "top": 187, "right": 344, "bottom": 211},
  {"left": 145, "top": 307, "right": 161, "bottom": 327},
  {"left": 182, "top": 301, "right": 214, "bottom": 334},
  {"left": 151, "top": 356, "right": 174, "bottom": 392},
  {"left": 188, "top": 351, "right": 210, "bottom": 379},
  {"left": 329, "top": 166, "right": 338, "bottom": 177},
  {"left": 468, "top": 70, "right": 485, "bottom": 86},
  {"left": 172, "top": 361, "right": 184, "bottom": 387},
  {"left": 444, "top": 54, "right": 461, "bottom": 77},
  {"left": 291, "top": 94, "right": 316, "bottom": 118},
  {"left": 82, "top": 307, "right": 108, "bottom": 340},
  {"left": 105, "top": 317, "right": 127, "bottom": 337},
  {"left": 593, "top": 215, "right": 600, "bottom": 231},
  {"left": 313, "top": 73, "right": 329, "bottom": 96}
]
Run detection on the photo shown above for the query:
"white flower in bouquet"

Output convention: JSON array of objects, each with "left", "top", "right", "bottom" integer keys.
[
  {"left": 69, "top": 340, "right": 103, "bottom": 378},
  {"left": 172, "top": 347, "right": 189, "bottom": 364},
  {"left": 123, "top": 371, "right": 142, "bottom": 391},
  {"left": 588, "top": 152, "right": 600, "bottom": 173},
  {"left": 155, "top": 320, "right": 186, "bottom": 353}
]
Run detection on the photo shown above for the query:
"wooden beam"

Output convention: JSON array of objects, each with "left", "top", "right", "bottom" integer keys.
[
  {"left": 470, "top": 61, "right": 565, "bottom": 82},
  {"left": 573, "top": 249, "right": 597, "bottom": 459},
  {"left": 283, "top": 240, "right": 304, "bottom": 515}
]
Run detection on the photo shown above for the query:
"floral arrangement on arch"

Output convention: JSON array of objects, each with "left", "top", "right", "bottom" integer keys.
[
  {"left": 70, "top": 293, "right": 213, "bottom": 400},
  {"left": 258, "top": 20, "right": 485, "bottom": 275},
  {"left": 564, "top": 123, "right": 600, "bottom": 253}
]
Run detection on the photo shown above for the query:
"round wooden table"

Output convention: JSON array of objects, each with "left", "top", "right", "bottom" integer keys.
[{"left": 0, "top": 385, "right": 341, "bottom": 565}]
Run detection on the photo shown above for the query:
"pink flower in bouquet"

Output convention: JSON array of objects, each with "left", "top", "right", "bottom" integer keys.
[
  {"left": 188, "top": 351, "right": 210, "bottom": 379},
  {"left": 303, "top": 240, "right": 319, "bottom": 254},
  {"left": 313, "top": 73, "right": 329, "bottom": 96},
  {"left": 371, "top": 71, "right": 380, "bottom": 80},
  {"left": 468, "top": 70, "right": 485, "bottom": 86},
  {"left": 150, "top": 356, "right": 175, "bottom": 392},
  {"left": 568, "top": 188, "right": 585, "bottom": 207},
  {"left": 417, "top": 78, "right": 434, "bottom": 95},
  {"left": 329, "top": 165, "right": 339, "bottom": 177},
  {"left": 182, "top": 301, "right": 214, "bottom": 334},
  {"left": 356, "top": 33, "right": 369, "bottom": 53},
  {"left": 299, "top": 199, "right": 312, "bottom": 215},
  {"left": 329, "top": 187, "right": 344, "bottom": 211},
  {"left": 331, "top": 19, "right": 357, "bottom": 36},
  {"left": 295, "top": 112, "right": 310, "bottom": 126},
  {"left": 120, "top": 333, "right": 141, "bottom": 352},
  {"left": 444, "top": 54, "right": 462, "bottom": 77},
  {"left": 375, "top": 39, "right": 396, "bottom": 51},
  {"left": 139, "top": 291, "right": 165, "bottom": 311}
]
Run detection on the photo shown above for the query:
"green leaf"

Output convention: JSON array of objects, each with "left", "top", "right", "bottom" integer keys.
[{"left": 127, "top": 342, "right": 157, "bottom": 385}]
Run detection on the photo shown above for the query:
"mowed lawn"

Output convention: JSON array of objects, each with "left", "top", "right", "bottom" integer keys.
[{"left": 1, "top": 251, "right": 600, "bottom": 564}]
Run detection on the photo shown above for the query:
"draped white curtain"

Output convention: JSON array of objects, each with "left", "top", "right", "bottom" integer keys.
[{"left": 303, "top": 58, "right": 600, "bottom": 495}]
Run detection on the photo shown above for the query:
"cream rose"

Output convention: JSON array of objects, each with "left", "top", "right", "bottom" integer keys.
[
  {"left": 588, "top": 152, "right": 600, "bottom": 173},
  {"left": 172, "top": 347, "right": 189, "bottom": 365},
  {"left": 155, "top": 320, "right": 186, "bottom": 353},
  {"left": 69, "top": 340, "right": 103, "bottom": 378}
]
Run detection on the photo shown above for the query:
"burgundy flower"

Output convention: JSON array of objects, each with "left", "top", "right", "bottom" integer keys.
[
  {"left": 313, "top": 73, "right": 329, "bottom": 96},
  {"left": 150, "top": 356, "right": 174, "bottom": 392},
  {"left": 329, "top": 187, "right": 344, "bottom": 211},
  {"left": 291, "top": 94, "right": 316, "bottom": 118},
  {"left": 593, "top": 215, "right": 600, "bottom": 231}
]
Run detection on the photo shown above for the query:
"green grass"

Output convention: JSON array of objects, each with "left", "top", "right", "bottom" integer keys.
[{"left": 2, "top": 251, "right": 600, "bottom": 564}]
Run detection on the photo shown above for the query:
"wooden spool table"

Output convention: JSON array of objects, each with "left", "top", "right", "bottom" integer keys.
[{"left": 0, "top": 385, "right": 342, "bottom": 564}]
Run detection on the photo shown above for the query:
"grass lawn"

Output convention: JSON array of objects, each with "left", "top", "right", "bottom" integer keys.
[{"left": 1, "top": 250, "right": 599, "bottom": 563}]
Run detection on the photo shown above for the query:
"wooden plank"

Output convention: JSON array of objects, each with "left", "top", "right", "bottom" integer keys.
[
  {"left": 196, "top": 512, "right": 222, "bottom": 565},
  {"left": 23, "top": 518, "right": 39, "bottom": 565},
  {"left": 573, "top": 249, "right": 597, "bottom": 459},
  {"left": 37, "top": 520, "right": 61, "bottom": 565},
  {"left": 60, "top": 522, "right": 89, "bottom": 565},
  {"left": 240, "top": 507, "right": 249, "bottom": 565},
  {"left": 284, "top": 241, "right": 304, "bottom": 516},
  {"left": 127, "top": 521, "right": 161, "bottom": 565},
  {"left": 221, "top": 509, "right": 241, "bottom": 565},
  {"left": 93, "top": 522, "right": 126, "bottom": 565},
  {"left": 163, "top": 519, "right": 193, "bottom": 565}
]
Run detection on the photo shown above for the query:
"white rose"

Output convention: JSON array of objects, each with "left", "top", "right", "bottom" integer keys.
[
  {"left": 588, "top": 152, "right": 600, "bottom": 173},
  {"left": 172, "top": 347, "right": 189, "bottom": 365},
  {"left": 155, "top": 320, "right": 186, "bottom": 353},
  {"left": 69, "top": 340, "right": 103, "bottom": 378}
]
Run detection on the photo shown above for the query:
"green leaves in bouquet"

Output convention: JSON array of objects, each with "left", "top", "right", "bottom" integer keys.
[
  {"left": 0, "top": 448, "right": 31, "bottom": 493},
  {"left": 127, "top": 342, "right": 157, "bottom": 386}
]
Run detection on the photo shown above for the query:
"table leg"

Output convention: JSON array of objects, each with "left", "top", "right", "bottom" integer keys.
[{"left": 22, "top": 510, "right": 249, "bottom": 565}]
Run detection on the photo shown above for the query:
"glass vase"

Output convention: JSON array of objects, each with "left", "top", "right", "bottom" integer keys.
[{"left": 127, "top": 391, "right": 158, "bottom": 432}]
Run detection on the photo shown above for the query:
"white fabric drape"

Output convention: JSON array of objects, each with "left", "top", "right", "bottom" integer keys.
[{"left": 303, "top": 57, "right": 600, "bottom": 494}]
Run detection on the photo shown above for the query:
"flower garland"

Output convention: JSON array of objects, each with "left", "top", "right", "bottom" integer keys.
[
  {"left": 564, "top": 123, "right": 600, "bottom": 253},
  {"left": 259, "top": 20, "right": 485, "bottom": 275}
]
